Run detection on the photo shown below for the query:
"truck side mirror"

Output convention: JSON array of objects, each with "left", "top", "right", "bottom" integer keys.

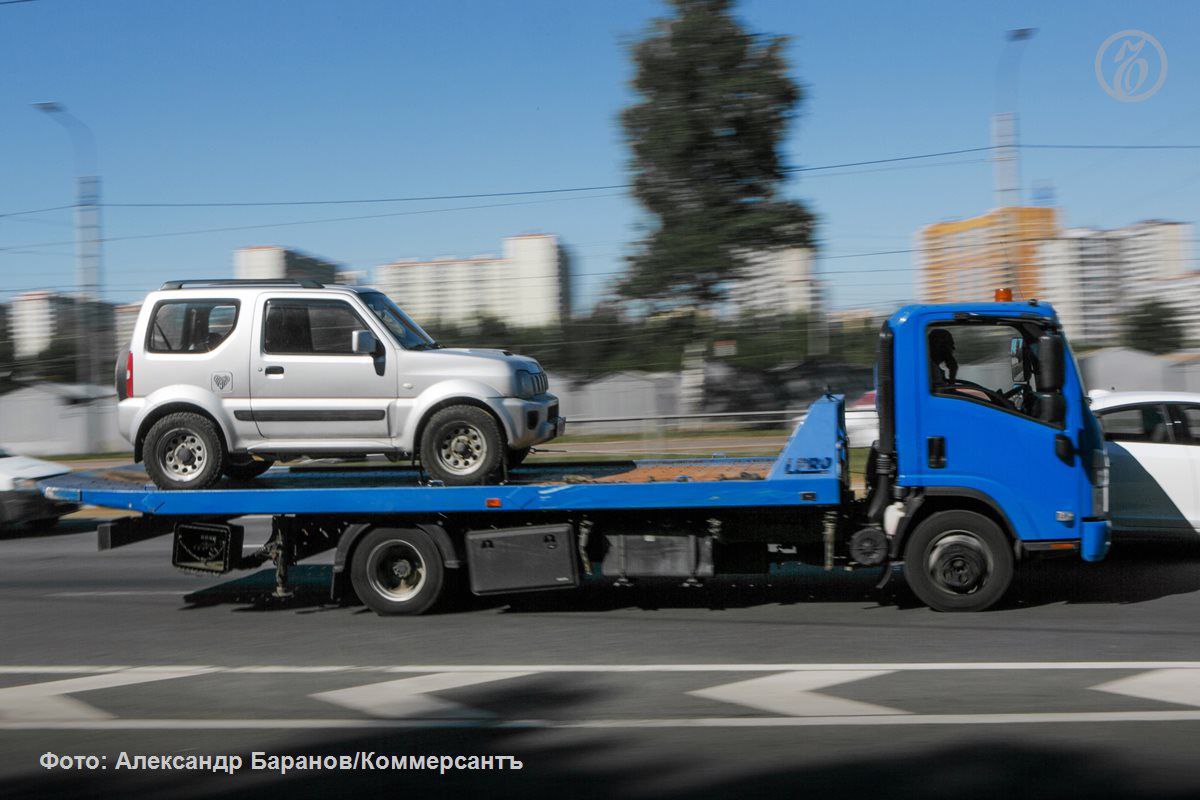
[
  {"left": 1038, "top": 334, "right": 1065, "bottom": 392},
  {"left": 351, "top": 330, "right": 378, "bottom": 355},
  {"left": 1038, "top": 392, "right": 1066, "bottom": 426}
]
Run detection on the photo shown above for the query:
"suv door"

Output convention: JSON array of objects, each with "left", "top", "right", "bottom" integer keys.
[
  {"left": 1096, "top": 403, "right": 1195, "bottom": 531},
  {"left": 248, "top": 295, "right": 396, "bottom": 442}
]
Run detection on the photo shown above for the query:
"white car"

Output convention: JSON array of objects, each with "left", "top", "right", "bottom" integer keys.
[
  {"left": 0, "top": 448, "right": 79, "bottom": 530},
  {"left": 1089, "top": 390, "right": 1200, "bottom": 533}
]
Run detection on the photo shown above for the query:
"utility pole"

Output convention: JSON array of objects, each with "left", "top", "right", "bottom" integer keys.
[
  {"left": 993, "top": 29, "right": 1036, "bottom": 298},
  {"left": 33, "top": 102, "right": 103, "bottom": 453}
]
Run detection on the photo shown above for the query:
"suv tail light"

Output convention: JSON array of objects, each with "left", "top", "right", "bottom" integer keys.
[{"left": 125, "top": 351, "right": 134, "bottom": 398}]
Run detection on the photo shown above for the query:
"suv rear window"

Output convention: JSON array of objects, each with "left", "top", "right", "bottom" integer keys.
[{"left": 147, "top": 300, "right": 239, "bottom": 353}]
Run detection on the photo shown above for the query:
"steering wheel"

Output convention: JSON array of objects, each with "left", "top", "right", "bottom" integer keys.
[{"left": 946, "top": 379, "right": 1012, "bottom": 408}]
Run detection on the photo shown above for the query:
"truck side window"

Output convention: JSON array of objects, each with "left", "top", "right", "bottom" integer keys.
[
  {"left": 147, "top": 300, "right": 239, "bottom": 353},
  {"left": 263, "top": 300, "right": 368, "bottom": 355},
  {"left": 927, "top": 323, "right": 1041, "bottom": 420}
]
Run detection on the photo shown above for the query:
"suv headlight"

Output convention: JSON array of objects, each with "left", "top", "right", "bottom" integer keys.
[
  {"left": 515, "top": 370, "right": 536, "bottom": 399},
  {"left": 14, "top": 478, "right": 39, "bottom": 491}
]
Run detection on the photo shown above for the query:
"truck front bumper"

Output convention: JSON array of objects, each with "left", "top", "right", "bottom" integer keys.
[
  {"left": 499, "top": 394, "right": 565, "bottom": 449},
  {"left": 1081, "top": 518, "right": 1111, "bottom": 562}
]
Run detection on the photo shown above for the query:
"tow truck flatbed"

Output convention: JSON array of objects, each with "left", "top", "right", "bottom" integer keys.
[{"left": 40, "top": 397, "right": 847, "bottom": 518}]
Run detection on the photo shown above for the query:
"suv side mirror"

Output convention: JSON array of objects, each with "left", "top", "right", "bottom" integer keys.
[
  {"left": 351, "top": 330, "right": 377, "bottom": 355},
  {"left": 1038, "top": 333, "right": 1065, "bottom": 392}
]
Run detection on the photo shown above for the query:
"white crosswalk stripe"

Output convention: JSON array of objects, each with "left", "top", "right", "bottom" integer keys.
[
  {"left": 689, "top": 670, "right": 903, "bottom": 716},
  {"left": 311, "top": 671, "right": 533, "bottom": 718},
  {"left": 0, "top": 667, "right": 217, "bottom": 721},
  {"left": 1092, "top": 668, "right": 1200, "bottom": 708}
]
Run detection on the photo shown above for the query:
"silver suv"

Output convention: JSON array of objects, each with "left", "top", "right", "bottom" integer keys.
[{"left": 116, "top": 279, "right": 564, "bottom": 489}]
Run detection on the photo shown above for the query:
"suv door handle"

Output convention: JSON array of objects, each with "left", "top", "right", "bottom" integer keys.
[{"left": 264, "top": 366, "right": 285, "bottom": 376}]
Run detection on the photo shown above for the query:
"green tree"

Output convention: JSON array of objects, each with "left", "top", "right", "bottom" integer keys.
[
  {"left": 620, "top": 0, "right": 815, "bottom": 310},
  {"left": 1124, "top": 299, "right": 1185, "bottom": 354}
]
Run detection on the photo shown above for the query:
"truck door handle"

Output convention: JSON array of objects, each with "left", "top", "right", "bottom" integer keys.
[
  {"left": 264, "top": 366, "right": 285, "bottom": 376},
  {"left": 927, "top": 436, "right": 946, "bottom": 469}
]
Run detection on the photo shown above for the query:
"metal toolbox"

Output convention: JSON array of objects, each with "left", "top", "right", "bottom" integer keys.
[
  {"left": 466, "top": 524, "right": 579, "bottom": 595},
  {"left": 172, "top": 522, "right": 244, "bottom": 574}
]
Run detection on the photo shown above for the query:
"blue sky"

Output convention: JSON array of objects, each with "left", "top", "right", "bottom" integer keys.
[{"left": 1, "top": 0, "right": 1196, "bottom": 311}]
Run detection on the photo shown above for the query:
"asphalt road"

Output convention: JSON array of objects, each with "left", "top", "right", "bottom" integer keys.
[{"left": 4, "top": 518, "right": 1200, "bottom": 799}]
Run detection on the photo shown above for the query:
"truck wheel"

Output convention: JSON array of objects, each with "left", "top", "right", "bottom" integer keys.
[
  {"left": 350, "top": 527, "right": 445, "bottom": 615},
  {"left": 419, "top": 405, "right": 504, "bottom": 485},
  {"left": 223, "top": 457, "right": 275, "bottom": 482},
  {"left": 902, "top": 510, "right": 1013, "bottom": 612},
  {"left": 506, "top": 447, "right": 531, "bottom": 469},
  {"left": 144, "top": 412, "right": 225, "bottom": 490}
]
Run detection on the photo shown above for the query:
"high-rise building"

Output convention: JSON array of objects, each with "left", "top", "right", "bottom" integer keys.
[
  {"left": 234, "top": 246, "right": 340, "bottom": 284},
  {"left": 114, "top": 302, "right": 143, "bottom": 353},
  {"left": 919, "top": 207, "right": 1060, "bottom": 303},
  {"left": 375, "top": 234, "right": 571, "bottom": 329},
  {"left": 1036, "top": 220, "right": 1195, "bottom": 346},
  {"left": 10, "top": 291, "right": 77, "bottom": 359},
  {"left": 727, "top": 247, "right": 824, "bottom": 317}
]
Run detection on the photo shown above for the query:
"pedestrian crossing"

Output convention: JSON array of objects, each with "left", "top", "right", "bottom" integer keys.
[{"left": 1, "top": 663, "right": 1200, "bottom": 729}]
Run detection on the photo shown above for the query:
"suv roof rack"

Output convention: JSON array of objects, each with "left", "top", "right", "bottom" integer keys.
[{"left": 160, "top": 278, "right": 325, "bottom": 290}]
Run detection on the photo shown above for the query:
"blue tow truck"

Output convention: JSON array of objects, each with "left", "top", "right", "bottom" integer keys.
[{"left": 40, "top": 299, "right": 1110, "bottom": 613}]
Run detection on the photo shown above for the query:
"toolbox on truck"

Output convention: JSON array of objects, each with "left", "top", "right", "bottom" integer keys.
[{"left": 466, "top": 524, "right": 580, "bottom": 595}]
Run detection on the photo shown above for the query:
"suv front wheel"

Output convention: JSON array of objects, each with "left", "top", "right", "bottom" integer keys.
[
  {"left": 144, "top": 412, "right": 226, "bottom": 490},
  {"left": 419, "top": 405, "right": 504, "bottom": 486}
]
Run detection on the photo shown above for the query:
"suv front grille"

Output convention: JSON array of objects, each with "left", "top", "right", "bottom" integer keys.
[{"left": 534, "top": 372, "right": 548, "bottom": 395}]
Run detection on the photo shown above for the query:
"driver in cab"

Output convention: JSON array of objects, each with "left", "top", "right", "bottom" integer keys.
[{"left": 929, "top": 328, "right": 994, "bottom": 404}]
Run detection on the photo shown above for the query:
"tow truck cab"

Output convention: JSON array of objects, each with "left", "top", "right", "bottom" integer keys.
[{"left": 867, "top": 300, "right": 1109, "bottom": 609}]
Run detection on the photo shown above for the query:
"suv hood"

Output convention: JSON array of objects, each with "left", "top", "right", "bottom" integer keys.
[{"left": 434, "top": 348, "right": 541, "bottom": 372}]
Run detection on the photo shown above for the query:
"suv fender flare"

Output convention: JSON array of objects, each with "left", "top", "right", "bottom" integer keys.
[
  {"left": 403, "top": 380, "right": 514, "bottom": 450},
  {"left": 133, "top": 387, "right": 236, "bottom": 462},
  {"left": 331, "top": 522, "right": 461, "bottom": 601}
]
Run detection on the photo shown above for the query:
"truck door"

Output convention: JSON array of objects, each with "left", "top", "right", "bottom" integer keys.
[
  {"left": 912, "top": 319, "right": 1084, "bottom": 540},
  {"left": 248, "top": 295, "right": 396, "bottom": 441}
]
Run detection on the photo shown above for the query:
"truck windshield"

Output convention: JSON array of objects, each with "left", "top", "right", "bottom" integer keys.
[{"left": 359, "top": 292, "right": 438, "bottom": 351}]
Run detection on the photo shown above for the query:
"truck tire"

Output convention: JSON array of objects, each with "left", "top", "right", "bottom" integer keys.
[
  {"left": 419, "top": 405, "right": 504, "bottom": 486},
  {"left": 350, "top": 527, "right": 446, "bottom": 615},
  {"left": 506, "top": 447, "right": 531, "bottom": 469},
  {"left": 902, "top": 510, "right": 1014, "bottom": 612},
  {"left": 223, "top": 457, "right": 275, "bottom": 482},
  {"left": 143, "top": 412, "right": 225, "bottom": 491}
]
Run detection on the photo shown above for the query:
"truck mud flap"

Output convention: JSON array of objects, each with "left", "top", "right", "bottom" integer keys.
[{"left": 466, "top": 524, "right": 580, "bottom": 595}]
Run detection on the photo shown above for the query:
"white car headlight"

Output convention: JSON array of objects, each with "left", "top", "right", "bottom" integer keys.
[{"left": 14, "top": 478, "right": 40, "bottom": 491}]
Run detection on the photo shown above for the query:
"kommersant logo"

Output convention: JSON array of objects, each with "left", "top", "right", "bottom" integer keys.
[{"left": 1095, "top": 29, "right": 1167, "bottom": 102}]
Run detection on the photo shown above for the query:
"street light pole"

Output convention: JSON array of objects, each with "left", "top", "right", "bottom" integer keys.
[
  {"left": 33, "top": 102, "right": 104, "bottom": 453},
  {"left": 993, "top": 28, "right": 1036, "bottom": 208}
]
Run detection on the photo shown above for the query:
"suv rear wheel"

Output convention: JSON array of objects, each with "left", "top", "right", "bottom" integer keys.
[
  {"left": 419, "top": 405, "right": 504, "bottom": 485},
  {"left": 144, "top": 412, "right": 225, "bottom": 490}
]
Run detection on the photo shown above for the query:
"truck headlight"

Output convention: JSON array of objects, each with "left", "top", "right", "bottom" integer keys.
[
  {"left": 1092, "top": 448, "right": 1109, "bottom": 517},
  {"left": 515, "top": 370, "right": 536, "bottom": 399}
]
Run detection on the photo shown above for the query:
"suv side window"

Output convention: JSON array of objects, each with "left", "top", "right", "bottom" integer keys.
[
  {"left": 1097, "top": 405, "right": 1172, "bottom": 443},
  {"left": 147, "top": 300, "right": 239, "bottom": 353},
  {"left": 1170, "top": 404, "right": 1200, "bottom": 443},
  {"left": 263, "top": 299, "right": 368, "bottom": 355}
]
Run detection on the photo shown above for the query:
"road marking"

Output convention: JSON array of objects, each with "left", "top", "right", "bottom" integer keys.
[
  {"left": 9, "top": 662, "right": 1200, "bottom": 674},
  {"left": 1092, "top": 668, "right": 1200, "bottom": 708},
  {"left": 312, "top": 671, "right": 533, "bottom": 718},
  {"left": 0, "top": 667, "right": 217, "bottom": 721},
  {"left": 7, "top": 710, "right": 1200, "bottom": 730},
  {"left": 690, "top": 670, "right": 902, "bottom": 716},
  {"left": 8, "top": 662, "right": 1200, "bottom": 674},
  {"left": 46, "top": 591, "right": 194, "bottom": 598}
]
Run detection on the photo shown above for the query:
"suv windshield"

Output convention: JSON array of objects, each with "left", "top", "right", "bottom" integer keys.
[{"left": 360, "top": 292, "right": 438, "bottom": 350}]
